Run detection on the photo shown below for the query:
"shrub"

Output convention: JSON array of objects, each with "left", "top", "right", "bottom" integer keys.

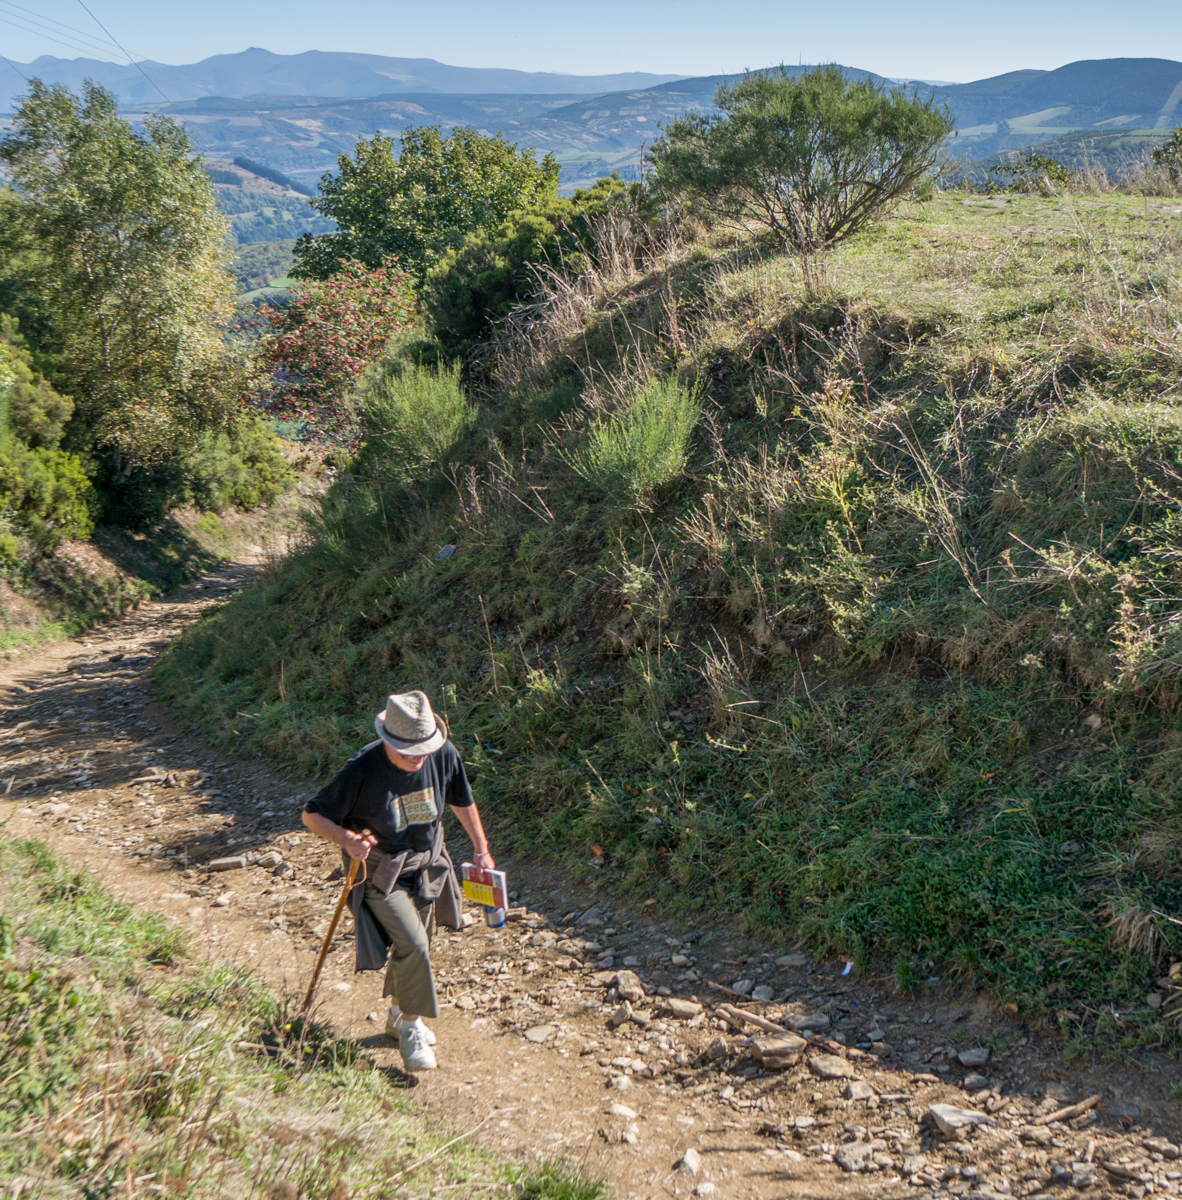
[
  {"left": 422, "top": 176, "right": 638, "bottom": 352},
  {"left": 572, "top": 377, "right": 701, "bottom": 509},
  {"left": 0, "top": 315, "right": 72, "bottom": 448},
  {"left": 648, "top": 64, "right": 954, "bottom": 251},
  {"left": 353, "top": 361, "right": 475, "bottom": 483},
  {"left": 990, "top": 149, "right": 1078, "bottom": 195},
  {"left": 0, "top": 440, "right": 94, "bottom": 550},
  {"left": 1151, "top": 126, "right": 1182, "bottom": 185},
  {"left": 254, "top": 258, "right": 416, "bottom": 444},
  {"left": 181, "top": 415, "right": 295, "bottom": 512},
  {"left": 0, "top": 333, "right": 92, "bottom": 551}
]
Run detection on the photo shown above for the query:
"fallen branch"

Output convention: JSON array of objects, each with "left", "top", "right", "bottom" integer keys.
[
  {"left": 707, "top": 979, "right": 742, "bottom": 997},
  {"left": 716, "top": 1003, "right": 789, "bottom": 1035},
  {"left": 1033, "top": 1094, "right": 1101, "bottom": 1126}
]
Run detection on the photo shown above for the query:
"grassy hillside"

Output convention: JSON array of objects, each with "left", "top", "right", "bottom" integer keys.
[
  {"left": 158, "top": 190, "right": 1182, "bottom": 1035},
  {"left": 0, "top": 835, "right": 600, "bottom": 1198}
]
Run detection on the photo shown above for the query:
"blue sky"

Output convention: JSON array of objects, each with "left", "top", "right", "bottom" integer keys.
[{"left": 2, "top": 0, "right": 1179, "bottom": 83}]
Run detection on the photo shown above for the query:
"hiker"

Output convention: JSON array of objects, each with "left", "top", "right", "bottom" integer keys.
[{"left": 301, "top": 690, "right": 494, "bottom": 1072}]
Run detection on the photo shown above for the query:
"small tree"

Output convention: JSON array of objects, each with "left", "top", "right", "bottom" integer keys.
[
  {"left": 254, "top": 258, "right": 416, "bottom": 444},
  {"left": 293, "top": 126, "right": 561, "bottom": 284},
  {"left": 648, "top": 65, "right": 954, "bottom": 252}
]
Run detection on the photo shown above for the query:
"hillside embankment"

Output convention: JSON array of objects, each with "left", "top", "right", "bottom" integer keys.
[
  {"left": 0, "top": 481, "right": 314, "bottom": 657},
  {"left": 3, "top": 557, "right": 1180, "bottom": 1199},
  {"left": 156, "top": 191, "right": 1182, "bottom": 1036}
]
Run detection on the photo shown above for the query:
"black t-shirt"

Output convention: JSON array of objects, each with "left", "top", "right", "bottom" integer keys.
[{"left": 303, "top": 739, "right": 474, "bottom": 855}]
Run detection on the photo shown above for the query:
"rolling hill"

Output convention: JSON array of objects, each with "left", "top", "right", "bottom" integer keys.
[{"left": 4, "top": 53, "right": 1178, "bottom": 199}]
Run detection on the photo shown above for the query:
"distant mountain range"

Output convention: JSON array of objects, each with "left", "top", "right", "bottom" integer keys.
[
  {"left": 0, "top": 48, "right": 686, "bottom": 108},
  {"left": 1, "top": 50, "right": 1179, "bottom": 196}
]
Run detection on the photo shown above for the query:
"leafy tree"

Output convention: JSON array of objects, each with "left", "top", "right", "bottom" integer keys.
[
  {"left": 254, "top": 258, "right": 416, "bottom": 443},
  {"left": 648, "top": 65, "right": 954, "bottom": 252},
  {"left": 293, "top": 126, "right": 560, "bottom": 284},
  {"left": 0, "top": 81, "right": 240, "bottom": 472},
  {"left": 422, "top": 175, "right": 641, "bottom": 352}
]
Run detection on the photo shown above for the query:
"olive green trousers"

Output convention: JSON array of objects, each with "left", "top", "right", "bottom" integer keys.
[{"left": 362, "top": 879, "right": 439, "bottom": 1018}]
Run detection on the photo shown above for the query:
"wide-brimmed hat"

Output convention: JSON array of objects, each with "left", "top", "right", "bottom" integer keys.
[{"left": 375, "top": 691, "right": 447, "bottom": 756}]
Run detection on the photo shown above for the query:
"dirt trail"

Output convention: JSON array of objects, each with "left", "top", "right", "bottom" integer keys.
[{"left": 2, "top": 559, "right": 1180, "bottom": 1200}]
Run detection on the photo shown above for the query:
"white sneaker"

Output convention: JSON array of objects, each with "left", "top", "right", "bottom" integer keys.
[
  {"left": 385, "top": 1006, "right": 436, "bottom": 1044},
  {"left": 399, "top": 1021, "right": 437, "bottom": 1072}
]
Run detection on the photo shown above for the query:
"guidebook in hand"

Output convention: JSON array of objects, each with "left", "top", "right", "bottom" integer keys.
[{"left": 460, "top": 862, "right": 508, "bottom": 911}]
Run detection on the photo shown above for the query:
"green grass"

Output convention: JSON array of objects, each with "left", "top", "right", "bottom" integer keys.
[
  {"left": 0, "top": 834, "right": 607, "bottom": 1199},
  {"left": 156, "top": 189, "right": 1182, "bottom": 1029}
]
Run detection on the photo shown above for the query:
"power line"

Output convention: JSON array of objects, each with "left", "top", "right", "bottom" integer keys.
[
  {"left": 70, "top": 0, "right": 214, "bottom": 152},
  {"left": 0, "top": 50, "right": 29, "bottom": 83},
  {"left": 0, "top": 0, "right": 224, "bottom": 97},
  {"left": 0, "top": 13, "right": 117, "bottom": 62},
  {"left": 73, "top": 0, "right": 177, "bottom": 112}
]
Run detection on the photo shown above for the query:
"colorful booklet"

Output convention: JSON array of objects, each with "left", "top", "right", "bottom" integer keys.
[{"left": 461, "top": 862, "right": 508, "bottom": 911}]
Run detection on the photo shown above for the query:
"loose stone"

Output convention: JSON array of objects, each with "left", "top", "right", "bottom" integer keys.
[
  {"left": 676, "top": 1148, "right": 702, "bottom": 1176},
  {"left": 809, "top": 1054, "right": 855, "bottom": 1079}
]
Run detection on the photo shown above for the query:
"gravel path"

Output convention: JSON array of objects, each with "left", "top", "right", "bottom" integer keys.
[{"left": 2, "top": 559, "right": 1180, "bottom": 1200}]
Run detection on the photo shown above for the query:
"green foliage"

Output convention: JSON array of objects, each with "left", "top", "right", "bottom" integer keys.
[
  {"left": 294, "top": 125, "right": 561, "bottom": 284},
  {"left": 423, "top": 176, "right": 637, "bottom": 351},
  {"left": 1151, "top": 126, "right": 1182, "bottom": 184},
  {"left": 0, "top": 314, "right": 72, "bottom": 447},
  {"left": 0, "top": 324, "right": 92, "bottom": 551},
  {"left": 649, "top": 64, "right": 954, "bottom": 250},
  {"left": 216, "top": 189, "right": 335, "bottom": 247},
  {"left": 990, "top": 149, "right": 1078, "bottom": 194},
  {"left": 205, "top": 164, "right": 241, "bottom": 186},
  {"left": 571, "top": 378, "right": 701, "bottom": 510},
  {"left": 180, "top": 416, "right": 295, "bottom": 512},
  {"left": 233, "top": 238, "right": 296, "bottom": 293},
  {"left": 515, "top": 1162, "right": 611, "bottom": 1200},
  {"left": 0, "top": 80, "right": 240, "bottom": 468},
  {"left": 353, "top": 361, "right": 475, "bottom": 483}
]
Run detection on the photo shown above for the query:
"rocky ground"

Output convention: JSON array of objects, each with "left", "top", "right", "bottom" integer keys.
[{"left": 2, "top": 560, "right": 1181, "bottom": 1200}]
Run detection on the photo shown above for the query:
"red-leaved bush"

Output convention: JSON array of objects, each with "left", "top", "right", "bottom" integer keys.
[{"left": 255, "top": 258, "right": 416, "bottom": 442}]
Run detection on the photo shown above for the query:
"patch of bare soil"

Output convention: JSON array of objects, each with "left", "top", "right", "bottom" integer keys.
[{"left": 2, "top": 560, "right": 1180, "bottom": 1200}]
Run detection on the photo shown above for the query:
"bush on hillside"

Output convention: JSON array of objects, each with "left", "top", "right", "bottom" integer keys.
[
  {"left": 649, "top": 64, "right": 954, "bottom": 251},
  {"left": 353, "top": 362, "right": 475, "bottom": 484},
  {"left": 571, "top": 377, "right": 701, "bottom": 510},
  {"left": 422, "top": 176, "right": 639, "bottom": 353}
]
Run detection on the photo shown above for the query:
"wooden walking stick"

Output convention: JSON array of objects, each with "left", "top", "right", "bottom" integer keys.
[{"left": 300, "top": 853, "right": 365, "bottom": 1017}]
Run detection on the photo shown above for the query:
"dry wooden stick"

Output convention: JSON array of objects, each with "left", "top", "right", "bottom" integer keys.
[
  {"left": 300, "top": 854, "right": 362, "bottom": 1016},
  {"left": 1033, "top": 1094, "right": 1101, "bottom": 1126},
  {"left": 716, "top": 1003, "right": 790, "bottom": 1035}
]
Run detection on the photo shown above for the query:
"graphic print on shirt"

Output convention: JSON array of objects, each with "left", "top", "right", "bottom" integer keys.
[{"left": 388, "top": 786, "right": 439, "bottom": 831}]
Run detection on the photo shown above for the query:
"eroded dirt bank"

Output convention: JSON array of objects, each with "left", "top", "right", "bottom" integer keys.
[{"left": 2, "top": 560, "right": 1180, "bottom": 1200}]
